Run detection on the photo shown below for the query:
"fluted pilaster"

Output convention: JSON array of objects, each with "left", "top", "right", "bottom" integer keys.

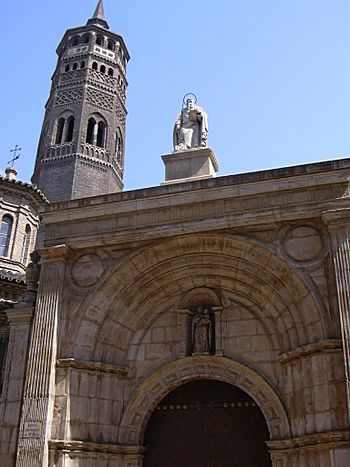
[
  {"left": 323, "top": 206, "right": 350, "bottom": 420},
  {"left": 16, "top": 246, "right": 69, "bottom": 467}
]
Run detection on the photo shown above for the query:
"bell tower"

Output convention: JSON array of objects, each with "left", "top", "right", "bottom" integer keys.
[{"left": 31, "top": 0, "right": 130, "bottom": 201}]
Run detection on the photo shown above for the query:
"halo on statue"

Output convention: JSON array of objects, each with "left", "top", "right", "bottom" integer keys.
[{"left": 182, "top": 93, "right": 197, "bottom": 108}]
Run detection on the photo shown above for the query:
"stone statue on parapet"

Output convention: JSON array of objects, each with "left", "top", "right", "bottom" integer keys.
[{"left": 173, "top": 94, "right": 208, "bottom": 151}]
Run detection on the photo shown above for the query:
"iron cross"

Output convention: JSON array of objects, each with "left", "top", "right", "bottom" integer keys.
[{"left": 8, "top": 145, "right": 21, "bottom": 166}]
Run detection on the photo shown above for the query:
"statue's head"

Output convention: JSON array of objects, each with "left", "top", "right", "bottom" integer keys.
[{"left": 187, "top": 98, "right": 195, "bottom": 110}]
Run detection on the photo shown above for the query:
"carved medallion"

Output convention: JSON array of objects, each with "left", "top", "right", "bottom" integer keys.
[
  {"left": 281, "top": 225, "right": 323, "bottom": 262},
  {"left": 71, "top": 254, "right": 104, "bottom": 287}
]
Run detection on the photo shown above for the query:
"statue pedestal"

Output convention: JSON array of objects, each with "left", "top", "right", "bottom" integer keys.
[{"left": 161, "top": 147, "right": 219, "bottom": 184}]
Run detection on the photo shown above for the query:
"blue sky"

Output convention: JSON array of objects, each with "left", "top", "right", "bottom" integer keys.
[{"left": 1, "top": 0, "right": 350, "bottom": 190}]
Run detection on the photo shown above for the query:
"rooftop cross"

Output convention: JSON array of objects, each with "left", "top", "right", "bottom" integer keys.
[{"left": 8, "top": 145, "right": 21, "bottom": 167}]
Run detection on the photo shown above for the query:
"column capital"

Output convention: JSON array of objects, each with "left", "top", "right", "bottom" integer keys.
[
  {"left": 322, "top": 205, "right": 350, "bottom": 228},
  {"left": 5, "top": 305, "right": 34, "bottom": 325},
  {"left": 39, "top": 244, "right": 72, "bottom": 263}
]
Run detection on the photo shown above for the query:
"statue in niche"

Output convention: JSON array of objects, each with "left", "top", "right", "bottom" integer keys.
[
  {"left": 173, "top": 94, "right": 208, "bottom": 151},
  {"left": 192, "top": 306, "right": 214, "bottom": 355}
]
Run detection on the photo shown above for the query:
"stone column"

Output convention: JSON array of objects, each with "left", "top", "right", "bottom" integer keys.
[
  {"left": 15, "top": 245, "right": 69, "bottom": 467},
  {"left": 323, "top": 206, "right": 350, "bottom": 419},
  {"left": 0, "top": 305, "right": 34, "bottom": 467}
]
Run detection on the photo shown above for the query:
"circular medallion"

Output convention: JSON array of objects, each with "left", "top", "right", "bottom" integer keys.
[
  {"left": 282, "top": 226, "right": 323, "bottom": 262},
  {"left": 71, "top": 254, "right": 104, "bottom": 287}
]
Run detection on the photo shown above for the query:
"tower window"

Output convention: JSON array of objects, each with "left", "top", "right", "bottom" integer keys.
[
  {"left": 65, "top": 64, "right": 70, "bottom": 72},
  {"left": 21, "top": 225, "right": 31, "bottom": 265},
  {"left": 100, "top": 65, "right": 106, "bottom": 74},
  {"left": 66, "top": 116, "right": 75, "bottom": 142},
  {"left": 107, "top": 40, "right": 115, "bottom": 51},
  {"left": 81, "top": 61, "right": 86, "bottom": 69},
  {"left": 72, "top": 63, "right": 78, "bottom": 71},
  {"left": 96, "top": 35, "right": 104, "bottom": 46},
  {"left": 108, "top": 68, "right": 114, "bottom": 77},
  {"left": 97, "top": 121, "right": 106, "bottom": 148},
  {"left": 82, "top": 34, "right": 90, "bottom": 44},
  {"left": 92, "top": 62, "right": 98, "bottom": 70},
  {"left": 86, "top": 118, "right": 96, "bottom": 144},
  {"left": 71, "top": 36, "right": 80, "bottom": 46},
  {"left": 0, "top": 215, "right": 13, "bottom": 257},
  {"left": 55, "top": 117, "right": 65, "bottom": 144}
]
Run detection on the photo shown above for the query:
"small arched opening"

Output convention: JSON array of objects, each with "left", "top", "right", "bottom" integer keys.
[
  {"left": 66, "top": 116, "right": 75, "bottom": 142},
  {"left": 96, "top": 121, "right": 106, "bottom": 148},
  {"left": 86, "top": 118, "right": 96, "bottom": 145},
  {"left": 55, "top": 117, "right": 65, "bottom": 144}
]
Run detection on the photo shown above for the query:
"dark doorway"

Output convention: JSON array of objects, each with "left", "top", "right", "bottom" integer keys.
[{"left": 143, "top": 380, "right": 271, "bottom": 467}]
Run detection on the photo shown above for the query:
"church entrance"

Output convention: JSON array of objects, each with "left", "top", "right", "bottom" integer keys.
[{"left": 143, "top": 380, "right": 271, "bottom": 467}]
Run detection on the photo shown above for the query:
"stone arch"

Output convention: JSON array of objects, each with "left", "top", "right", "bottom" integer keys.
[
  {"left": 67, "top": 234, "right": 329, "bottom": 360},
  {"left": 118, "top": 356, "right": 291, "bottom": 444}
]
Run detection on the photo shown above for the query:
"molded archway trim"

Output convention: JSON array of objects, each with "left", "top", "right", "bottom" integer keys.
[{"left": 118, "top": 356, "right": 291, "bottom": 444}]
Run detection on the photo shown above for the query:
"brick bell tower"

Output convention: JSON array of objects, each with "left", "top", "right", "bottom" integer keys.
[{"left": 31, "top": 0, "right": 130, "bottom": 201}]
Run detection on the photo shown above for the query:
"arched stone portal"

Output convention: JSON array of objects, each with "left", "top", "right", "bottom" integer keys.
[
  {"left": 118, "top": 356, "right": 291, "bottom": 446},
  {"left": 143, "top": 379, "right": 271, "bottom": 467}
]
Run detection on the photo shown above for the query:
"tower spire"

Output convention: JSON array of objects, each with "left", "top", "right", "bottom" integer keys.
[{"left": 87, "top": 0, "right": 109, "bottom": 29}]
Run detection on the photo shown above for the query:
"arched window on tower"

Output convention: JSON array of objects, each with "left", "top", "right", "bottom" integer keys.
[
  {"left": 55, "top": 118, "right": 65, "bottom": 144},
  {"left": 108, "top": 68, "right": 114, "bottom": 77},
  {"left": 97, "top": 121, "right": 106, "bottom": 148},
  {"left": 0, "top": 215, "right": 13, "bottom": 257},
  {"left": 81, "top": 61, "right": 86, "bottom": 69},
  {"left": 92, "top": 62, "right": 98, "bottom": 70},
  {"left": 72, "top": 63, "right": 78, "bottom": 71},
  {"left": 86, "top": 118, "right": 96, "bottom": 144},
  {"left": 66, "top": 116, "right": 75, "bottom": 143},
  {"left": 82, "top": 34, "right": 90, "bottom": 44},
  {"left": 96, "top": 35, "right": 104, "bottom": 46},
  {"left": 115, "top": 128, "right": 123, "bottom": 163},
  {"left": 100, "top": 65, "right": 106, "bottom": 74},
  {"left": 21, "top": 225, "right": 31, "bottom": 265},
  {"left": 107, "top": 40, "right": 115, "bottom": 51},
  {"left": 71, "top": 35, "right": 80, "bottom": 46}
]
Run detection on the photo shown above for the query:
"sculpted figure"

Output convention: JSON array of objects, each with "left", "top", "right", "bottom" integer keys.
[
  {"left": 192, "top": 306, "right": 212, "bottom": 354},
  {"left": 173, "top": 97, "right": 208, "bottom": 151}
]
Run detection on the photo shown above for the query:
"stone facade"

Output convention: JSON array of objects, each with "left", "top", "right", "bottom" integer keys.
[
  {"left": 1, "top": 2, "right": 350, "bottom": 466},
  {"left": 1, "top": 157, "right": 348, "bottom": 466}
]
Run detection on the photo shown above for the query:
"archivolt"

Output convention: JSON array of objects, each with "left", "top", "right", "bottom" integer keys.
[
  {"left": 67, "top": 234, "right": 328, "bottom": 359},
  {"left": 117, "top": 356, "right": 291, "bottom": 444}
]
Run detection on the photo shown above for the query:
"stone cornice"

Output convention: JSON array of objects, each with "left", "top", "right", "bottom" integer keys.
[
  {"left": 267, "top": 430, "right": 350, "bottom": 452},
  {"left": 40, "top": 158, "right": 350, "bottom": 247},
  {"left": 56, "top": 358, "right": 129, "bottom": 378},
  {"left": 279, "top": 339, "right": 342, "bottom": 364},
  {"left": 49, "top": 440, "right": 145, "bottom": 456}
]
